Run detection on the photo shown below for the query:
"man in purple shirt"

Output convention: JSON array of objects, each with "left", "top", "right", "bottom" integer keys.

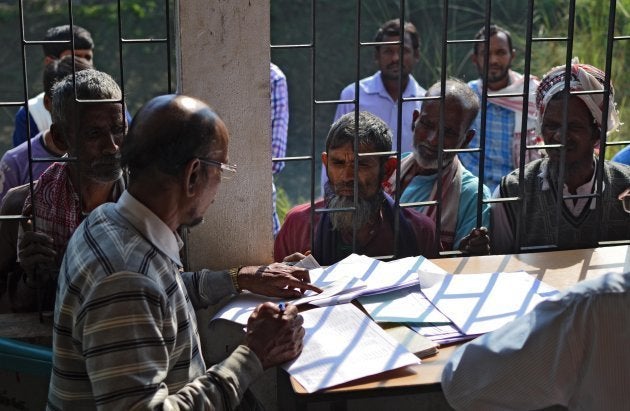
[{"left": 0, "top": 55, "right": 92, "bottom": 203}]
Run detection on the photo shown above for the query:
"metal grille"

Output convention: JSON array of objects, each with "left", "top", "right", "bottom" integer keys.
[
  {"left": 0, "top": 0, "right": 173, "bottom": 316},
  {"left": 271, "top": 0, "right": 630, "bottom": 258}
]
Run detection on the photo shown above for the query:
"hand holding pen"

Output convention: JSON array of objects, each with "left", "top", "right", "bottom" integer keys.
[{"left": 245, "top": 301, "right": 304, "bottom": 369}]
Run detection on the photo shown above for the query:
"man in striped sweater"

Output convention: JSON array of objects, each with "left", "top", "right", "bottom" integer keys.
[{"left": 47, "top": 95, "right": 320, "bottom": 410}]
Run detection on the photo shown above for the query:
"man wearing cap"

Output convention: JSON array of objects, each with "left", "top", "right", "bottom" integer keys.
[{"left": 491, "top": 62, "right": 630, "bottom": 253}]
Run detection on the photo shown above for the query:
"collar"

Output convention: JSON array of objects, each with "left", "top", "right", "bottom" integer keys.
[
  {"left": 364, "top": 71, "right": 423, "bottom": 99},
  {"left": 115, "top": 190, "right": 183, "bottom": 267},
  {"left": 539, "top": 158, "right": 602, "bottom": 211}
]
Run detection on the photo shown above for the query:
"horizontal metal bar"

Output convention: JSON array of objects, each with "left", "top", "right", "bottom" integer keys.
[{"left": 270, "top": 43, "right": 313, "bottom": 49}]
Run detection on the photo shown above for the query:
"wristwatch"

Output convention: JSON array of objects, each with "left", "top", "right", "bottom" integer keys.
[{"left": 228, "top": 266, "right": 242, "bottom": 293}]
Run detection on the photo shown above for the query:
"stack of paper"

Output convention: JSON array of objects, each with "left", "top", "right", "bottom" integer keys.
[
  {"left": 282, "top": 303, "right": 420, "bottom": 393},
  {"left": 420, "top": 270, "right": 558, "bottom": 337},
  {"left": 211, "top": 254, "right": 446, "bottom": 324}
]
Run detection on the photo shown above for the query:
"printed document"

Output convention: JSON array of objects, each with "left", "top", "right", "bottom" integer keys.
[{"left": 283, "top": 303, "right": 420, "bottom": 393}]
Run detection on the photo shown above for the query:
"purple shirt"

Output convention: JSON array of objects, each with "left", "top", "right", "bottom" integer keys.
[{"left": 0, "top": 131, "right": 61, "bottom": 204}]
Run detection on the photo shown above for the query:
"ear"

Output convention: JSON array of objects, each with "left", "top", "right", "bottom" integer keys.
[
  {"left": 509, "top": 48, "right": 516, "bottom": 65},
  {"left": 49, "top": 124, "right": 70, "bottom": 152},
  {"left": 321, "top": 151, "right": 328, "bottom": 169},
  {"left": 382, "top": 156, "right": 398, "bottom": 183},
  {"left": 412, "top": 109, "right": 420, "bottom": 127},
  {"left": 470, "top": 52, "right": 478, "bottom": 67},
  {"left": 182, "top": 158, "right": 204, "bottom": 198},
  {"left": 462, "top": 129, "right": 476, "bottom": 148},
  {"left": 43, "top": 94, "right": 52, "bottom": 112},
  {"left": 43, "top": 55, "right": 55, "bottom": 66}
]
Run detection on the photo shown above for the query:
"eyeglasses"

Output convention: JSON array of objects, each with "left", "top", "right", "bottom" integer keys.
[{"left": 197, "top": 157, "right": 237, "bottom": 178}]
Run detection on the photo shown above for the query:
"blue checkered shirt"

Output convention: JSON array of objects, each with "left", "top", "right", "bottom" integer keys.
[
  {"left": 458, "top": 80, "right": 515, "bottom": 191},
  {"left": 271, "top": 63, "right": 289, "bottom": 236}
]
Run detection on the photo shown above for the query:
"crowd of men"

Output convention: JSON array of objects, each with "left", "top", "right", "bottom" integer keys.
[{"left": 0, "top": 18, "right": 628, "bottom": 410}]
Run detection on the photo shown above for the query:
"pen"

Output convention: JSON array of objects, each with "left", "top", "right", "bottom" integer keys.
[{"left": 278, "top": 302, "right": 285, "bottom": 317}]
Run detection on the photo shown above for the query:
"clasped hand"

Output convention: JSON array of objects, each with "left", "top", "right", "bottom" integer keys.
[{"left": 245, "top": 302, "right": 305, "bottom": 369}]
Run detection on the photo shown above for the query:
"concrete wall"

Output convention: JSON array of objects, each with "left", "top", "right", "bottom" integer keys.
[{"left": 177, "top": 0, "right": 273, "bottom": 271}]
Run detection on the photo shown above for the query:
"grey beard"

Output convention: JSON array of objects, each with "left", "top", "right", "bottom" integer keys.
[
  {"left": 326, "top": 190, "right": 384, "bottom": 233},
  {"left": 412, "top": 146, "right": 454, "bottom": 170}
]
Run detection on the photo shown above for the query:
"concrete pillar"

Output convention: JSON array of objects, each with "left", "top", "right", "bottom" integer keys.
[{"left": 176, "top": 0, "right": 272, "bottom": 270}]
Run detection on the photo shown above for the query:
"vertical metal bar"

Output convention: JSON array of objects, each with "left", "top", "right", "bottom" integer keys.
[
  {"left": 165, "top": 0, "right": 173, "bottom": 94},
  {"left": 514, "top": 0, "right": 535, "bottom": 251},
  {"left": 351, "top": 0, "right": 361, "bottom": 253},
  {"left": 435, "top": 0, "right": 450, "bottom": 255},
  {"left": 553, "top": 0, "right": 577, "bottom": 250},
  {"left": 391, "top": 0, "right": 407, "bottom": 258},
  {"left": 595, "top": 0, "right": 617, "bottom": 244},
  {"left": 309, "top": 0, "right": 317, "bottom": 251},
  {"left": 476, "top": 0, "right": 492, "bottom": 243}
]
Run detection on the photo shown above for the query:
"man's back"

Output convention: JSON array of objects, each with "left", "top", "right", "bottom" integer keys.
[
  {"left": 442, "top": 271, "right": 630, "bottom": 411},
  {"left": 49, "top": 200, "right": 206, "bottom": 409}
]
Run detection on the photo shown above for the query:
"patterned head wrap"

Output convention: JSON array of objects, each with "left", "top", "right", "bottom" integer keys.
[{"left": 536, "top": 60, "right": 621, "bottom": 135}]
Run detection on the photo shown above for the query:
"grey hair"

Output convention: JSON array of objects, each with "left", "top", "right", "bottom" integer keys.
[
  {"left": 50, "top": 69, "right": 122, "bottom": 133},
  {"left": 325, "top": 111, "right": 393, "bottom": 155},
  {"left": 426, "top": 78, "right": 480, "bottom": 130}
]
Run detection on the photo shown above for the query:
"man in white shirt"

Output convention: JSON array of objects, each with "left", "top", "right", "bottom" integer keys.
[
  {"left": 322, "top": 19, "right": 426, "bottom": 195},
  {"left": 442, "top": 271, "right": 630, "bottom": 411}
]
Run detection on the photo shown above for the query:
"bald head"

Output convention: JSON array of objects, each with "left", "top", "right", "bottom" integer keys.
[
  {"left": 425, "top": 79, "right": 480, "bottom": 130},
  {"left": 122, "top": 94, "right": 228, "bottom": 181}
]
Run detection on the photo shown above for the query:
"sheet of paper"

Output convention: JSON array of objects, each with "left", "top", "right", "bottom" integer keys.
[
  {"left": 283, "top": 303, "right": 420, "bottom": 393},
  {"left": 421, "top": 271, "right": 556, "bottom": 335},
  {"left": 358, "top": 286, "right": 451, "bottom": 323},
  {"left": 308, "top": 254, "right": 447, "bottom": 298}
]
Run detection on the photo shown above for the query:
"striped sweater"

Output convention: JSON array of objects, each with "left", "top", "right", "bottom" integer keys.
[{"left": 47, "top": 191, "right": 263, "bottom": 410}]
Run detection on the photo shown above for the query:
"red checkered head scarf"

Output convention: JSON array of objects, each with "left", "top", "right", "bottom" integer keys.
[{"left": 535, "top": 61, "right": 621, "bottom": 136}]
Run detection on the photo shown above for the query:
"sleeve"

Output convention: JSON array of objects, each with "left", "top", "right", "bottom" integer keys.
[
  {"left": 12, "top": 107, "right": 28, "bottom": 147},
  {"left": 77, "top": 271, "right": 262, "bottom": 411},
  {"left": 0, "top": 185, "right": 27, "bottom": 290},
  {"left": 270, "top": 69, "right": 288, "bottom": 175},
  {"left": 334, "top": 85, "right": 354, "bottom": 122},
  {"left": 273, "top": 207, "right": 311, "bottom": 262},
  {"left": 441, "top": 297, "right": 580, "bottom": 411},
  {"left": 0, "top": 152, "right": 21, "bottom": 203},
  {"left": 180, "top": 269, "right": 238, "bottom": 309},
  {"left": 489, "top": 184, "right": 515, "bottom": 254},
  {"left": 452, "top": 180, "right": 491, "bottom": 250}
]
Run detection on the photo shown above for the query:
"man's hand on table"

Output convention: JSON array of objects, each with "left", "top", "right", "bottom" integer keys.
[{"left": 237, "top": 262, "right": 323, "bottom": 298}]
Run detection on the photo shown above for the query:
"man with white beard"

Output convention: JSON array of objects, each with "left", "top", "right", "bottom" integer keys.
[
  {"left": 384, "top": 79, "right": 491, "bottom": 252},
  {"left": 275, "top": 111, "right": 437, "bottom": 265}
]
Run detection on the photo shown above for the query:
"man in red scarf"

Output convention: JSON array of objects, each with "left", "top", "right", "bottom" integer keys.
[{"left": 6, "top": 69, "right": 126, "bottom": 312}]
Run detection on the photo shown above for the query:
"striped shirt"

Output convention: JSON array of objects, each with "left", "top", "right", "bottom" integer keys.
[
  {"left": 442, "top": 271, "right": 630, "bottom": 411},
  {"left": 271, "top": 63, "right": 289, "bottom": 236},
  {"left": 47, "top": 190, "right": 263, "bottom": 410},
  {"left": 458, "top": 80, "right": 516, "bottom": 191}
]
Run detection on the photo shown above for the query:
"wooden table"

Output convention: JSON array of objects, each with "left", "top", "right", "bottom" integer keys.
[{"left": 279, "top": 245, "right": 630, "bottom": 410}]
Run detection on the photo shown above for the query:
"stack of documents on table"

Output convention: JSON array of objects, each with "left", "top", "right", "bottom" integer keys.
[
  {"left": 210, "top": 253, "right": 446, "bottom": 325},
  {"left": 282, "top": 303, "right": 420, "bottom": 393},
  {"left": 358, "top": 270, "right": 559, "bottom": 345}
]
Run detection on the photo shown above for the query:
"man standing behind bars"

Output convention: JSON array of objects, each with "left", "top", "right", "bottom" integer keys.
[
  {"left": 491, "top": 62, "right": 630, "bottom": 254},
  {"left": 458, "top": 24, "right": 541, "bottom": 191},
  {"left": 322, "top": 19, "right": 425, "bottom": 195},
  {"left": 12, "top": 24, "right": 95, "bottom": 148},
  {"left": 275, "top": 111, "right": 437, "bottom": 265},
  {"left": 384, "top": 79, "right": 491, "bottom": 252},
  {"left": 3, "top": 69, "right": 127, "bottom": 312}
]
